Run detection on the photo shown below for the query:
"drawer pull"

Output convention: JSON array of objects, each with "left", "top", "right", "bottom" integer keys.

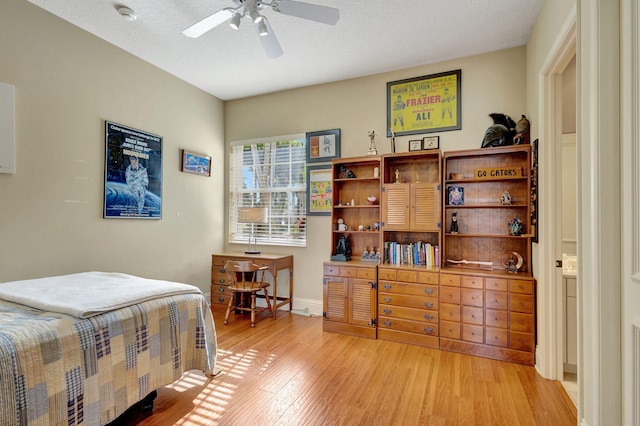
[
  {"left": 383, "top": 320, "right": 392, "bottom": 326},
  {"left": 384, "top": 297, "right": 392, "bottom": 303},
  {"left": 219, "top": 268, "right": 226, "bottom": 273},
  {"left": 424, "top": 301, "right": 434, "bottom": 308},
  {"left": 384, "top": 284, "right": 392, "bottom": 290},
  {"left": 423, "top": 327, "right": 434, "bottom": 334},
  {"left": 218, "top": 279, "right": 226, "bottom": 284},
  {"left": 424, "top": 288, "right": 434, "bottom": 295},
  {"left": 383, "top": 308, "right": 392, "bottom": 315},
  {"left": 424, "top": 313, "right": 434, "bottom": 320},
  {"left": 217, "top": 297, "right": 225, "bottom": 303},
  {"left": 217, "top": 287, "right": 225, "bottom": 293}
]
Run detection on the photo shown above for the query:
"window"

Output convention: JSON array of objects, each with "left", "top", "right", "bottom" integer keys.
[{"left": 229, "top": 134, "right": 307, "bottom": 247}]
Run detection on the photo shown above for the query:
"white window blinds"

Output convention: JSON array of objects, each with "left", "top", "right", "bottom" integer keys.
[{"left": 229, "top": 134, "right": 307, "bottom": 247}]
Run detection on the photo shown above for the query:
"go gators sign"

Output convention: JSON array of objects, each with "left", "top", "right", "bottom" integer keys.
[{"left": 474, "top": 167, "right": 524, "bottom": 179}]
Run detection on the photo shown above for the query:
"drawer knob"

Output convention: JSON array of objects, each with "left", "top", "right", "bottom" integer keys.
[
  {"left": 423, "top": 327, "right": 434, "bottom": 334},
  {"left": 384, "top": 284, "right": 392, "bottom": 290},
  {"left": 383, "top": 320, "right": 392, "bottom": 326},
  {"left": 219, "top": 268, "right": 226, "bottom": 273},
  {"left": 384, "top": 297, "right": 392, "bottom": 303},
  {"left": 424, "top": 301, "right": 434, "bottom": 308},
  {"left": 424, "top": 288, "right": 434, "bottom": 295},
  {"left": 218, "top": 279, "right": 226, "bottom": 284},
  {"left": 424, "top": 313, "right": 434, "bottom": 320},
  {"left": 217, "top": 287, "right": 225, "bottom": 293},
  {"left": 383, "top": 308, "right": 392, "bottom": 314},
  {"left": 217, "top": 297, "right": 225, "bottom": 303}
]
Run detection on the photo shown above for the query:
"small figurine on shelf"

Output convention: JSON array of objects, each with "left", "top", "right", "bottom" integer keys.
[
  {"left": 508, "top": 218, "right": 523, "bottom": 236},
  {"left": 340, "top": 165, "right": 356, "bottom": 179},
  {"left": 450, "top": 212, "right": 459, "bottom": 234},
  {"left": 367, "top": 130, "right": 378, "bottom": 155},
  {"left": 337, "top": 218, "right": 347, "bottom": 231},
  {"left": 501, "top": 190, "right": 513, "bottom": 205},
  {"left": 373, "top": 221, "right": 380, "bottom": 231},
  {"left": 504, "top": 255, "right": 518, "bottom": 273},
  {"left": 395, "top": 168, "right": 400, "bottom": 183},
  {"left": 331, "top": 235, "right": 352, "bottom": 261},
  {"left": 361, "top": 246, "right": 381, "bottom": 263}
]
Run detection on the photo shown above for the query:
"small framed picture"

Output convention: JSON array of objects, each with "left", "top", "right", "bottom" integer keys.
[
  {"left": 306, "top": 129, "right": 341, "bottom": 163},
  {"left": 408, "top": 140, "right": 422, "bottom": 151},
  {"left": 423, "top": 135, "right": 440, "bottom": 150},
  {"left": 448, "top": 186, "right": 464, "bottom": 205},
  {"left": 181, "top": 149, "right": 211, "bottom": 177}
]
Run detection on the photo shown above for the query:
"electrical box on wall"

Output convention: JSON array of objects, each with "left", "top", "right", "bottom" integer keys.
[{"left": 0, "top": 82, "right": 15, "bottom": 174}]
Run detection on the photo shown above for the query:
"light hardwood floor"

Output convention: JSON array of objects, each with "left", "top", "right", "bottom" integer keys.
[{"left": 114, "top": 310, "right": 577, "bottom": 425}]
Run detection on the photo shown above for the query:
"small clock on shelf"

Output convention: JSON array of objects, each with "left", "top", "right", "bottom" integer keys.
[{"left": 423, "top": 135, "right": 439, "bottom": 149}]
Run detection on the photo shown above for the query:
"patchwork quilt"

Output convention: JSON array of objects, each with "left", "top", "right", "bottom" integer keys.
[{"left": 0, "top": 293, "right": 217, "bottom": 426}]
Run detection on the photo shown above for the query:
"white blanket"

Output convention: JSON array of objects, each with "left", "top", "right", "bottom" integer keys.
[{"left": 0, "top": 271, "right": 202, "bottom": 318}]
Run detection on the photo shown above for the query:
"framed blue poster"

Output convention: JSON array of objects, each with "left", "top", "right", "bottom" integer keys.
[{"left": 104, "top": 121, "right": 163, "bottom": 219}]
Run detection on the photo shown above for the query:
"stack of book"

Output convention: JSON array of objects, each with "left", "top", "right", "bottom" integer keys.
[{"left": 383, "top": 241, "right": 439, "bottom": 267}]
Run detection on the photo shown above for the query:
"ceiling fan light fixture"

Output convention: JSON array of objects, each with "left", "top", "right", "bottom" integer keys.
[
  {"left": 229, "top": 12, "right": 241, "bottom": 30},
  {"left": 250, "top": 10, "right": 264, "bottom": 23},
  {"left": 258, "top": 20, "right": 268, "bottom": 36}
]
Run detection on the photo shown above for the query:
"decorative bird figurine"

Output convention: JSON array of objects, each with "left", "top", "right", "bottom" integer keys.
[{"left": 513, "top": 115, "right": 530, "bottom": 144}]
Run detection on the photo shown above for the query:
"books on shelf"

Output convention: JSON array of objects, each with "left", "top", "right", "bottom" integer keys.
[{"left": 383, "top": 241, "right": 439, "bottom": 267}]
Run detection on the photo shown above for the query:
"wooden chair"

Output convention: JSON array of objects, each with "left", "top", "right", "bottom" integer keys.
[{"left": 223, "top": 260, "right": 274, "bottom": 328}]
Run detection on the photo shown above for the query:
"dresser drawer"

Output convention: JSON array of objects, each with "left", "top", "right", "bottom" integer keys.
[
  {"left": 485, "top": 309, "right": 508, "bottom": 328},
  {"left": 378, "top": 293, "right": 438, "bottom": 310},
  {"left": 440, "top": 286, "right": 460, "bottom": 304},
  {"left": 509, "top": 279, "right": 534, "bottom": 294},
  {"left": 485, "top": 328, "right": 508, "bottom": 347},
  {"left": 486, "top": 277, "right": 508, "bottom": 291},
  {"left": 379, "top": 304, "right": 439, "bottom": 323},
  {"left": 357, "top": 267, "right": 377, "bottom": 280},
  {"left": 462, "top": 306, "right": 484, "bottom": 325},
  {"left": 379, "top": 281, "right": 437, "bottom": 297},
  {"left": 462, "top": 276, "right": 483, "bottom": 289},
  {"left": 396, "top": 269, "right": 418, "bottom": 283},
  {"left": 417, "top": 271, "right": 439, "bottom": 285},
  {"left": 510, "top": 312, "right": 534, "bottom": 333},
  {"left": 440, "top": 302, "right": 460, "bottom": 322},
  {"left": 510, "top": 331, "right": 534, "bottom": 351},
  {"left": 377, "top": 268, "right": 396, "bottom": 281},
  {"left": 485, "top": 290, "right": 508, "bottom": 310},
  {"left": 210, "top": 293, "right": 233, "bottom": 306},
  {"left": 211, "top": 284, "right": 231, "bottom": 296},
  {"left": 440, "top": 320, "right": 461, "bottom": 339},
  {"left": 509, "top": 293, "right": 534, "bottom": 313},
  {"left": 211, "top": 271, "right": 230, "bottom": 285},
  {"left": 378, "top": 316, "right": 439, "bottom": 336},
  {"left": 440, "top": 273, "right": 461, "bottom": 287},
  {"left": 462, "top": 324, "right": 484, "bottom": 343},
  {"left": 461, "top": 288, "right": 484, "bottom": 307},
  {"left": 323, "top": 264, "right": 340, "bottom": 276},
  {"left": 340, "top": 266, "right": 357, "bottom": 278}
]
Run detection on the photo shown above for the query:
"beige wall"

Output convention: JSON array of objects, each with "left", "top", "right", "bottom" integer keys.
[
  {"left": 225, "top": 47, "right": 528, "bottom": 304},
  {"left": 0, "top": 0, "right": 226, "bottom": 291}
]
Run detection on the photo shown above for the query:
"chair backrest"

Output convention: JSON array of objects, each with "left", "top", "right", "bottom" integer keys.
[{"left": 224, "top": 260, "right": 264, "bottom": 288}]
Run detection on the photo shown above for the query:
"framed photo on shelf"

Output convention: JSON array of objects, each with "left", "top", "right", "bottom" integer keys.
[
  {"left": 306, "top": 128, "right": 341, "bottom": 163},
  {"left": 408, "top": 139, "right": 422, "bottom": 151},
  {"left": 306, "top": 164, "right": 333, "bottom": 216},
  {"left": 386, "top": 69, "right": 462, "bottom": 137},
  {"left": 180, "top": 149, "right": 211, "bottom": 177},
  {"left": 448, "top": 186, "right": 464, "bottom": 206},
  {"left": 423, "top": 135, "right": 440, "bottom": 150}
]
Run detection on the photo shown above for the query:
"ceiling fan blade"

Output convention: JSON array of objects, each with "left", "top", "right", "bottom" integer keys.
[
  {"left": 258, "top": 19, "right": 283, "bottom": 58},
  {"left": 182, "top": 8, "right": 234, "bottom": 38},
  {"left": 271, "top": 0, "right": 340, "bottom": 25}
]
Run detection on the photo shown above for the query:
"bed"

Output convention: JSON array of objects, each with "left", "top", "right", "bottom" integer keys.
[{"left": 0, "top": 271, "right": 217, "bottom": 426}]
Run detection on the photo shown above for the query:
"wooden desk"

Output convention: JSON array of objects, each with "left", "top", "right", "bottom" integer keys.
[{"left": 211, "top": 253, "right": 294, "bottom": 319}]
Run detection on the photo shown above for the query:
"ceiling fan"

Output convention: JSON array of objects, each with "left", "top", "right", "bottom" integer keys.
[{"left": 182, "top": 0, "right": 340, "bottom": 59}]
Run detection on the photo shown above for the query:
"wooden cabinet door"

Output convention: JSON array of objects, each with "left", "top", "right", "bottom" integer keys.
[
  {"left": 381, "top": 183, "right": 410, "bottom": 230},
  {"left": 349, "top": 278, "right": 376, "bottom": 327},
  {"left": 323, "top": 276, "right": 347, "bottom": 323},
  {"left": 411, "top": 183, "right": 441, "bottom": 231}
]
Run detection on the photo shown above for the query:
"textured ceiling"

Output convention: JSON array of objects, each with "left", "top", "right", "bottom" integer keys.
[{"left": 26, "top": 0, "right": 543, "bottom": 101}]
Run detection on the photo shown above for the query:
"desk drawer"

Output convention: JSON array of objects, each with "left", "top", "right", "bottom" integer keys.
[
  {"left": 378, "top": 316, "right": 438, "bottom": 336},
  {"left": 378, "top": 304, "right": 439, "bottom": 323},
  {"left": 379, "top": 281, "right": 437, "bottom": 297},
  {"left": 378, "top": 293, "right": 437, "bottom": 310}
]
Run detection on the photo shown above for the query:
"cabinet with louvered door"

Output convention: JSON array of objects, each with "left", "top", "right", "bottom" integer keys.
[{"left": 322, "top": 262, "right": 377, "bottom": 338}]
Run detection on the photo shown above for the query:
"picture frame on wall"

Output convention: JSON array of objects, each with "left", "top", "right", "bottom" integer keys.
[
  {"left": 423, "top": 135, "right": 440, "bottom": 150},
  {"left": 408, "top": 140, "right": 422, "bottom": 151},
  {"left": 180, "top": 149, "right": 211, "bottom": 177},
  {"left": 306, "top": 129, "right": 341, "bottom": 163},
  {"left": 386, "top": 69, "right": 462, "bottom": 137},
  {"left": 104, "top": 121, "right": 162, "bottom": 219},
  {"left": 306, "top": 164, "right": 333, "bottom": 216}
]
